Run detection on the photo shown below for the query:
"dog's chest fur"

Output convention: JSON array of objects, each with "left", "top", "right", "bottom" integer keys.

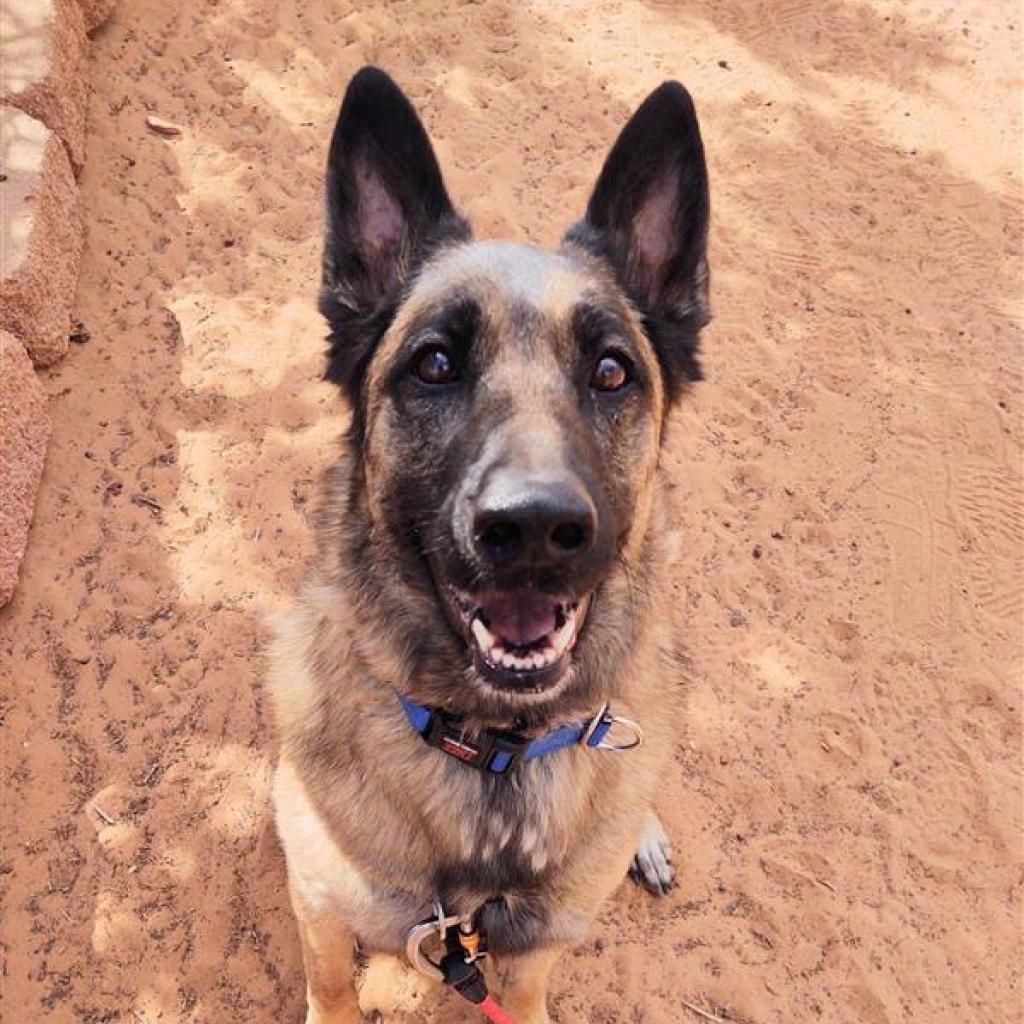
[
  {"left": 285, "top": 682, "right": 624, "bottom": 953},
  {"left": 430, "top": 759, "right": 604, "bottom": 951},
  {"left": 430, "top": 748, "right": 598, "bottom": 878},
  {"left": 320, "top": 697, "right": 605, "bottom": 876}
]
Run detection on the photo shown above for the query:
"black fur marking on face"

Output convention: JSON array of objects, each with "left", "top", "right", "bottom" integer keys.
[
  {"left": 386, "top": 293, "right": 482, "bottom": 392},
  {"left": 565, "top": 227, "right": 705, "bottom": 404},
  {"left": 571, "top": 302, "right": 649, "bottom": 394},
  {"left": 571, "top": 302, "right": 625, "bottom": 349}
]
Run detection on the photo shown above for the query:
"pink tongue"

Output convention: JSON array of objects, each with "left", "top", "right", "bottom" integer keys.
[{"left": 480, "top": 591, "right": 557, "bottom": 647}]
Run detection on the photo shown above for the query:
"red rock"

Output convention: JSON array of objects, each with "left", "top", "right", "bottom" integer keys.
[
  {"left": 0, "top": 332, "right": 50, "bottom": 607},
  {"left": 74, "top": 0, "right": 117, "bottom": 32},
  {"left": 1, "top": 0, "right": 90, "bottom": 172},
  {"left": 0, "top": 107, "right": 84, "bottom": 367}
]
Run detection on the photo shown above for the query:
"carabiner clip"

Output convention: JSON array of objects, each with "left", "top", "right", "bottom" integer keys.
[{"left": 405, "top": 903, "right": 462, "bottom": 982}]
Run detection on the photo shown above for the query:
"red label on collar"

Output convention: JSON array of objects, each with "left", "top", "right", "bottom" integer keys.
[{"left": 439, "top": 736, "right": 481, "bottom": 763}]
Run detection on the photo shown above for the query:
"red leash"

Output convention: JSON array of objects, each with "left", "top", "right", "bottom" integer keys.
[
  {"left": 437, "top": 940, "right": 522, "bottom": 1023},
  {"left": 477, "top": 994, "right": 519, "bottom": 1024}
]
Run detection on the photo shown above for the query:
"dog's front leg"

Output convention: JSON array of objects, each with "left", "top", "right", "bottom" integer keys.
[
  {"left": 290, "top": 883, "right": 360, "bottom": 1024},
  {"left": 494, "top": 945, "right": 564, "bottom": 1024}
]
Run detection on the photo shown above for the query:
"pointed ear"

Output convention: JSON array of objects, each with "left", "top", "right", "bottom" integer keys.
[
  {"left": 565, "top": 82, "right": 710, "bottom": 391},
  {"left": 320, "top": 67, "right": 470, "bottom": 393}
]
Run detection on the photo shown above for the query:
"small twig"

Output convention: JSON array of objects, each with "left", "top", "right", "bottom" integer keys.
[
  {"left": 131, "top": 493, "right": 163, "bottom": 513},
  {"left": 682, "top": 999, "right": 726, "bottom": 1023},
  {"left": 92, "top": 804, "right": 118, "bottom": 826},
  {"left": 142, "top": 762, "right": 161, "bottom": 786},
  {"left": 145, "top": 115, "right": 182, "bottom": 137},
  {"left": 816, "top": 877, "right": 837, "bottom": 894}
]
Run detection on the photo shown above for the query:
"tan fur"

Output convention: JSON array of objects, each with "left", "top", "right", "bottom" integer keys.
[
  {"left": 494, "top": 945, "right": 566, "bottom": 1024},
  {"left": 271, "top": 239, "right": 686, "bottom": 1020},
  {"left": 270, "top": 523, "right": 681, "bottom": 1017}
]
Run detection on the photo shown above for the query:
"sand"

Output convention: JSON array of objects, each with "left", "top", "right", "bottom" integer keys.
[{"left": 1, "top": 1, "right": 1021, "bottom": 1022}]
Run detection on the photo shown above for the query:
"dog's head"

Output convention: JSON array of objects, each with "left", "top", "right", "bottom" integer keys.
[{"left": 319, "top": 67, "right": 709, "bottom": 720}]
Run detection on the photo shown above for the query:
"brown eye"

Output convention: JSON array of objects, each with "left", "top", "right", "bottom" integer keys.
[
  {"left": 413, "top": 346, "right": 455, "bottom": 384},
  {"left": 591, "top": 353, "right": 630, "bottom": 392}
]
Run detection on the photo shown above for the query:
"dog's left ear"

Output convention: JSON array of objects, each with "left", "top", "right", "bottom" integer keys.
[
  {"left": 565, "top": 82, "right": 710, "bottom": 391},
  {"left": 320, "top": 67, "right": 470, "bottom": 394}
]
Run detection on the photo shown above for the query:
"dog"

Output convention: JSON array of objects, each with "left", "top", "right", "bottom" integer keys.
[{"left": 269, "top": 66, "right": 710, "bottom": 1024}]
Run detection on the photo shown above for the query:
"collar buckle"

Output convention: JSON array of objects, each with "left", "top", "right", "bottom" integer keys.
[{"left": 423, "top": 710, "right": 527, "bottom": 775}]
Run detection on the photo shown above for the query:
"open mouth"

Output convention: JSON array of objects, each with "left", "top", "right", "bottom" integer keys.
[{"left": 444, "top": 586, "right": 590, "bottom": 690}]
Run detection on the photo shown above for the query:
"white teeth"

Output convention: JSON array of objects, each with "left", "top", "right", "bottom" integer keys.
[
  {"left": 501, "top": 651, "right": 526, "bottom": 670},
  {"left": 470, "top": 601, "right": 583, "bottom": 673},
  {"left": 471, "top": 616, "right": 495, "bottom": 651},
  {"left": 550, "top": 607, "right": 577, "bottom": 655},
  {"left": 485, "top": 645, "right": 560, "bottom": 672}
]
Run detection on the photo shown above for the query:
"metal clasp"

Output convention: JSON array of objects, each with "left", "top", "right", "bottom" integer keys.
[
  {"left": 423, "top": 710, "right": 526, "bottom": 774},
  {"left": 405, "top": 903, "right": 462, "bottom": 982},
  {"left": 580, "top": 702, "right": 644, "bottom": 752}
]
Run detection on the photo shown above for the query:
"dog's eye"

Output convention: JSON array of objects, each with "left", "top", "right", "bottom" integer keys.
[
  {"left": 590, "top": 353, "right": 631, "bottom": 392},
  {"left": 413, "top": 346, "right": 455, "bottom": 384}
]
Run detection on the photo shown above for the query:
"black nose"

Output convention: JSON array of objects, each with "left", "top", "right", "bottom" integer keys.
[{"left": 472, "top": 471, "right": 598, "bottom": 571}]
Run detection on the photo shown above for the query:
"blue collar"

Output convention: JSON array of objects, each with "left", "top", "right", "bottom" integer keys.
[{"left": 398, "top": 694, "right": 618, "bottom": 775}]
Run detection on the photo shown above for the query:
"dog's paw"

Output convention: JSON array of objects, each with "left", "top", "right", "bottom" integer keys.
[{"left": 629, "top": 813, "right": 674, "bottom": 896}]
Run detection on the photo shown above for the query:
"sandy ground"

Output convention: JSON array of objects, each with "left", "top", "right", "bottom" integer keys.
[{"left": 2, "top": 1, "right": 1022, "bottom": 1022}]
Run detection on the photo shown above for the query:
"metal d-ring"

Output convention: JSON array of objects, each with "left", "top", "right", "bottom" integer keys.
[
  {"left": 580, "top": 703, "right": 645, "bottom": 752},
  {"left": 597, "top": 712, "right": 644, "bottom": 751}
]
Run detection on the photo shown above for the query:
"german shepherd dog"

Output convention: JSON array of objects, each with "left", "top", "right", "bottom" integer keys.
[{"left": 270, "top": 67, "right": 710, "bottom": 1023}]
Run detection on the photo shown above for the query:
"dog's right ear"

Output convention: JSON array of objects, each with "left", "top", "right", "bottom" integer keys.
[{"left": 320, "top": 67, "right": 469, "bottom": 394}]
